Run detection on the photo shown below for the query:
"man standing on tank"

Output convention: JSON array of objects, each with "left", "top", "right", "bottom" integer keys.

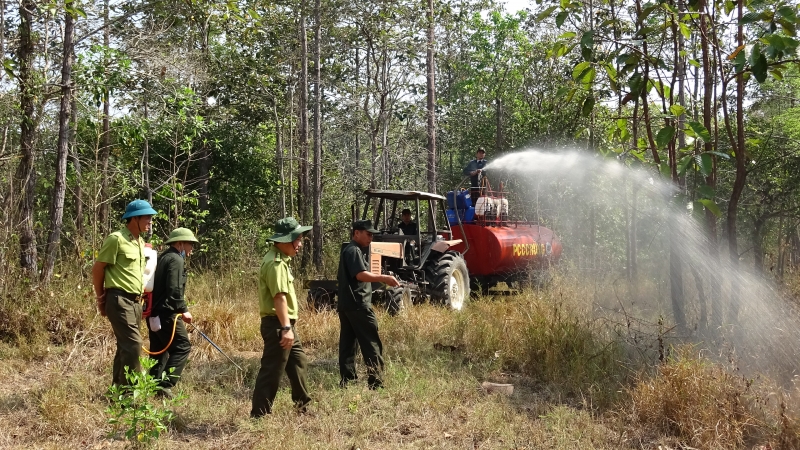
[
  {"left": 93, "top": 199, "right": 157, "bottom": 386},
  {"left": 463, "top": 148, "right": 488, "bottom": 204},
  {"left": 337, "top": 220, "right": 400, "bottom": 390}
]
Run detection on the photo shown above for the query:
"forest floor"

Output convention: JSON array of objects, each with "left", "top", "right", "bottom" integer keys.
[{"left": 0, "top": 269, "right": 797, "bottom": 449}]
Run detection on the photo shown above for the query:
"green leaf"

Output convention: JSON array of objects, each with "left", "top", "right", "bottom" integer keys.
[
  {"left": 697, "top": 184, "right": 715, "bottom": 199},
  {"left": 751, "top": 47, "right": 768, "bottom": 83},
  {"left": 558, "top": 31, "right": 577, "bottom": 39},
  {"left": 694, "top": 153, "right": 712, "bottom": 176},
  {"left": 688, "top": 121, "right": 712, "bottom": 142},
  {"left": 536, "top": 5, "right": 558, "bottom": 21},
  {"left": 777, "top": 6, "right": 798, "bottom": 22},
  {"left": 669, "top": 104, "right": 686, "bottom": 117},
  {"left": 707, "top": 151, "right": 730, "bottom": 160},
  {"left": 724, "top": 0, "right": 735, "bottom": 15},
  {"left": 555, "top": 10, "right": 569, "bottom": 27},
  {"left": 679, "top": 22, "right": 691, "bottom": 39},
  {"left": 581, "top": 30, "right": 594, "bottom": 48},
  {"left": 740, "top": 11, "right": 763, "bottom": 24},
  {"left": 581, "top": 97, "right": 595, "bottom": 117},
  {"left": 604, "top": 63, "right": 617, "bottom": 82},
  {"left": 656, "top": 126, "right": 675, "bottom": 148},
  {"left": 572, "top": 61, "right": 591, "bottom": 81},
  {"left": 689, "top": 59, "right": 701, "bottom": 68},
  {"left": 617, "top": 118, "right": 628, "bottom": 131},
  {"left": 698, "top": 198, "right": 721, "bottom": 217},
  {"left": 556, "top": 86, "right": 571, "bottom": 98},
  {"left": 677, "top": 154, "right": 693, "bottom": 176}
]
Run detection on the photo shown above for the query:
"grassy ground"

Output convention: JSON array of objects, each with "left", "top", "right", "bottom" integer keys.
[{"left": 0, "top": 268, "right": 798, "bottom": 449}]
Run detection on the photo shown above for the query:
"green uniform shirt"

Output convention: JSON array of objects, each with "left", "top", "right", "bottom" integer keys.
[
  {"left": 258, "top": 246, "right": 298, "bottom": 319},
  {"left": 97, "top": 227, "right": 145, "bottom": 295},
  {"left": 337, "top": 240, "right": 372, "bottom": 312}
]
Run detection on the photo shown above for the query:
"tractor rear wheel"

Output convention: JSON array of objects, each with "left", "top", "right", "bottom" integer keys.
[
  {"left": 428, "top": 253, "right": 470, "bottom": 310},
  {"left": 385, "top": 287, "right": 406, "bottom": 316},
  {"left": 307, "top": 288, "right": 336, "bottom": 311}
]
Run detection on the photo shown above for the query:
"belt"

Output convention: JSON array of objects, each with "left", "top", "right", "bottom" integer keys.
[{"left": 107, "top": 288, "right": 144, "bottom": 304}]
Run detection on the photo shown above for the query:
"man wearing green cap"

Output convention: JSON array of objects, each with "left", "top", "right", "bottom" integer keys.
[
  {"left": 251, "top": 217, "right": 313, "bottom": 417},
  {"left": 337, "top": 219, "right": 400, "bottom": 390},
  {"left": 92, "top": 199, "right": 157, "bottom": 386},
  {"left": 148, "top": 227, "right": 199, "bottom": 398}
]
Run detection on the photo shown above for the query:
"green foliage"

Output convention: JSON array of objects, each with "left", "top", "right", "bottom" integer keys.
[{"left": 106, "top": 357, "right": 183, "bottom": 443}]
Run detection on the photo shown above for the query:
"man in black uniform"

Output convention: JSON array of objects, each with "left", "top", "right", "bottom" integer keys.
[
  {"left": 462, "top": 148, "right": 488, "bottom": 204},
  {"left": 149, "top": 227, "right": 198, "bottom": 398},
  {"left": 397, "top": 208, "right": 418, "bottom": 236},
  {"left": 337, "top": 220, "right": 400, "bottom": 389}
]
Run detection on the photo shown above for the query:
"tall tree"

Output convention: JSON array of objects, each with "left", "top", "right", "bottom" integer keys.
[
  {"left": 312, "top": 0, "right": 323, "bottom": 267},
  {"left": 426, "top": 0, "right": 437, "bottom": 193},
  {"left": 99, "top": 0, "right": 111, "bottom": 232},
  {"left": 16, "top": 0, "right": 38, "bottom": 275},
  {"left": 299, "top": 0, "right": 310, "bottom": 268},
  {"left": 41, "top": 0, "right": 78, "bottom": 282}
]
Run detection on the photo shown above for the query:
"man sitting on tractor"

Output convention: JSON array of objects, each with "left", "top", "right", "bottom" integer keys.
[{"left": 397, "top": 208, "right": 418, "bottom": 236}]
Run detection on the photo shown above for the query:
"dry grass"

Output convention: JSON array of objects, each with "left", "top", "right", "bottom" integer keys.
[{"left": 0, "top": 266, "right": 799, "bottom": 448}]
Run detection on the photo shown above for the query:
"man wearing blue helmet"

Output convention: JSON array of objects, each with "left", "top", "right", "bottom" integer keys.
[{"left": 92, "top": 199, "right": 157, "bottom": 386}]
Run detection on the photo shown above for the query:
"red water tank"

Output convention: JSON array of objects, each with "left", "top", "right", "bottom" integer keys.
[{"left": 450, "top": 223, "right": 562, "bottom": 277}]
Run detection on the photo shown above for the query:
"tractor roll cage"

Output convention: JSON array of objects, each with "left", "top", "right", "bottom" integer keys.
[{"left": 361, "top": 190, "right": 452, "bottom": 241}]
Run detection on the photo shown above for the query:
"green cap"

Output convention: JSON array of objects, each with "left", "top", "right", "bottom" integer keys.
[
  {"left": 353, "top": 219, "right": 379, "bottom": 234},
  {"left": 269, "top": 217, "right": 312, "bottom": 243},
  {"left": 165, "top": 227, "right": 199, "bottom": 244}
]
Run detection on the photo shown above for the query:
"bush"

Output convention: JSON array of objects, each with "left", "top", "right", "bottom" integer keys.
[{"left": 106, "top": 357, "right": 183, "bottom": 443}]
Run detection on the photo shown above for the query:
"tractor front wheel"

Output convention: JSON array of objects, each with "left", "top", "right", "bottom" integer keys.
[{"left": 428, "top": 254, "right": 470, "bottom": 310}]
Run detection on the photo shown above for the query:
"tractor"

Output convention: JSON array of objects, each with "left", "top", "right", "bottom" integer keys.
[
  {"left": 306, "top": 189, "right": 470, "bottom": 314},
  {"left": 306, "top": 182, "right": 563, "bottom": 313}
]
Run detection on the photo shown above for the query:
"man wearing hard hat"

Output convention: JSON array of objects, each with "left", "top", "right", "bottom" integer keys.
[
  {"left": 251, "top": 217, "right": 314, "bottom": 417},
  {"left": 92, "top": 199, "right": 157, "bottom": 386},
  {"left": 148, "top": 227, "right": 199, "bottom": 399}
]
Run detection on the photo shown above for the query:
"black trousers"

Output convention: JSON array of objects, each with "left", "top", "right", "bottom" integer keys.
[
  {"left": 338, "top": 308, "right": 384, "bottom": 389},
  {"left": 148, "top": 314, "right": 191, "bottom": 388},
  {"left": 251, "top": 316, "right": 311, "bottom": 417}
]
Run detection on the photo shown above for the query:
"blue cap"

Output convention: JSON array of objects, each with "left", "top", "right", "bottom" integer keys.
[{"left": 121, "top": 199, "right": 157, "bottom": 220}]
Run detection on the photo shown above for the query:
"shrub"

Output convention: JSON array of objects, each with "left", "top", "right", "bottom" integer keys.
[{"left": 106, "top": 357, "right": 183, "bottom": 443}]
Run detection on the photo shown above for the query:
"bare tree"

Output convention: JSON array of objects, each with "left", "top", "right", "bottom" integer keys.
[
  {"left": 312, "top": 0, "right": 323, "bottom": 267},
  {"left": 41, "top": 2, "right": 77, "bottom": 282},
  {"left": 17, "top": 0, "right": 38, "bottom": 275},
  {"left": 426, "top": 0, "right": 436, "bottom": 193},
  {"left": 98, "top": 0, "right": 111, "bottom": 232}
]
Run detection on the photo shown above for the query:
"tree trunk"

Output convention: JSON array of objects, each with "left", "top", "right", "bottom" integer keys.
[
  {"left": 426, "top": 0, "right": 436, "bottom": 193},
  {"left": 17, "top": 0, "right": 38, "bottom": 275},
  {"left": 142, "top": 103, "right": 152, "bottom": 204},
  {"left": 41, "top": 6, "right": 76, "bottom": 282},
  {"left": 298, "top": 2, "right": 310, "bottom": 269},
  {"left": 0, "top": 0, "right": 5, "bottom": 84},
  {"left": 98, "top": 0, "right": 111, "bottom": 233},
  {"left": 275, "top": 100, "right": 286, "bottom": 217},
  {"left": 311, "top": 0, "right": 323, "bottom": 268},
  {"left": 495, "top": 96, "right": 502, "bottom": 153},
  {"left": 726, "top": 0, "right": 747, "bottom": 322},
  {"left": 69, "top": 96, "right": 83, "bottom": 237},
  {"left": 753, "top": 215, "right": 767, "bottom": 275}
]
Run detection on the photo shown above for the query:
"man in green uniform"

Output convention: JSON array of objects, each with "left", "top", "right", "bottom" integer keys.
[
  {"left": 93, "top": 199, "right": 157, "bottom": 386},
  {"left": 337, "top": 220, "right": 400, "bottom": 389},
  {"left": 148, "top": 227, "right": 199, "bottom": 398},
  {"left": 251, "top": 217, "right": 314, "bottom": 418}
]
